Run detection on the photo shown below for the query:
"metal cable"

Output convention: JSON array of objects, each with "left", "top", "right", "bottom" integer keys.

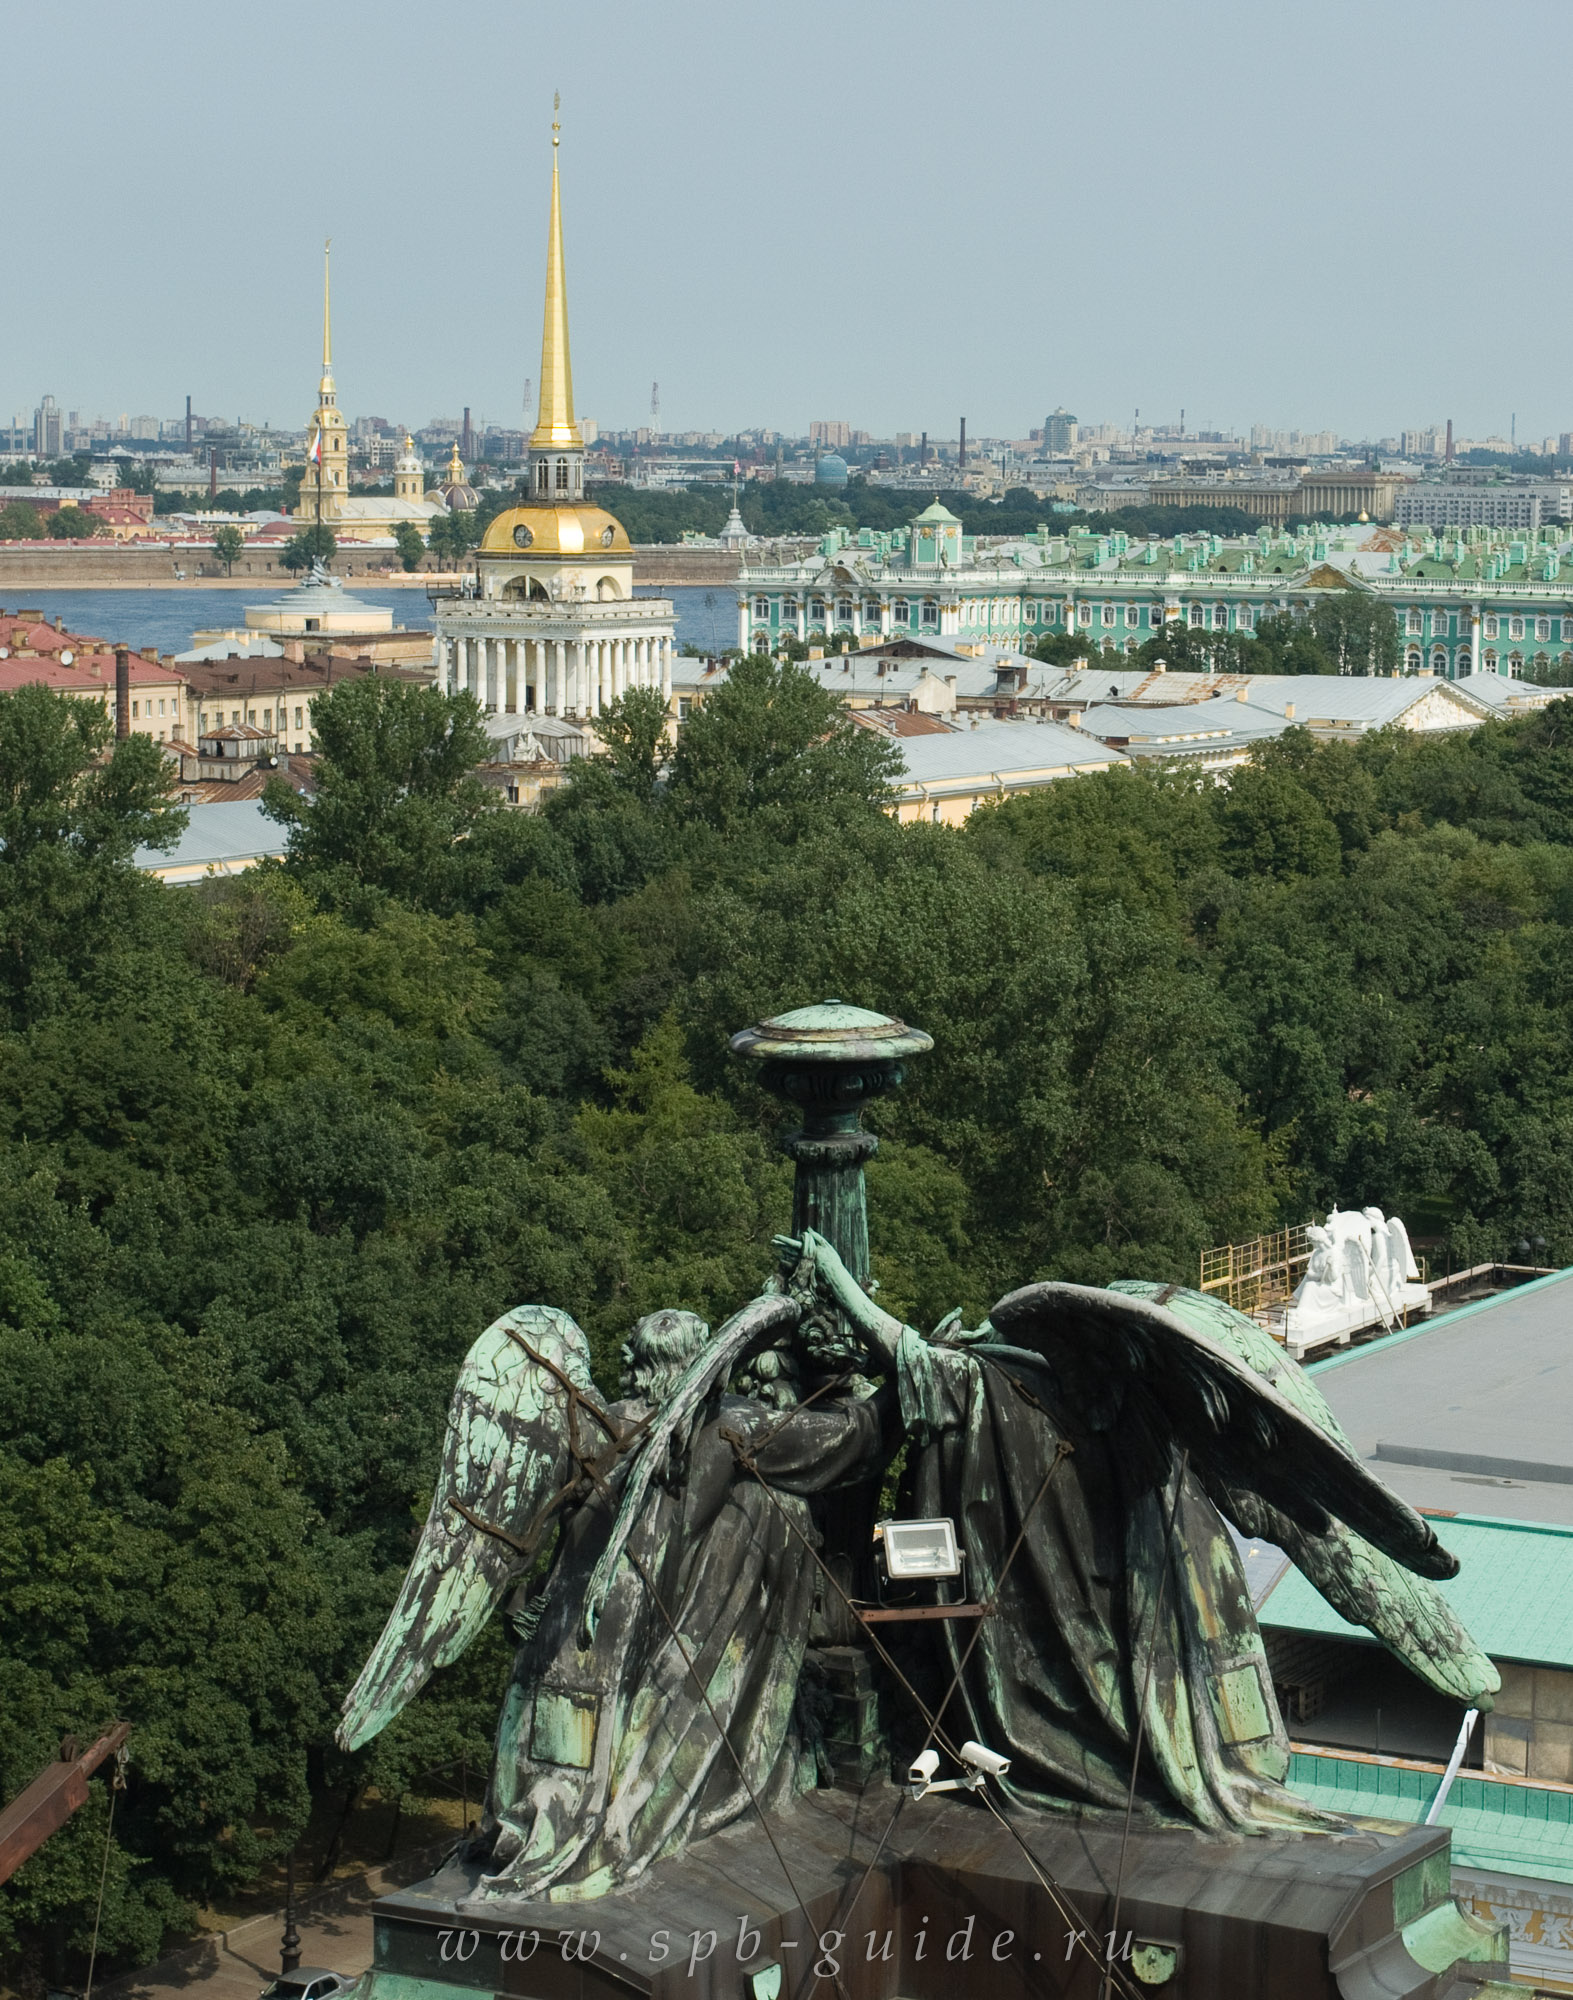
[
  {"left": 83, "top": 1744, "right": 128, "bottom": 2000},
  {"left": 722, "top": 1421, "right": 1140, "bottom": 1999},
  {"left": 1100, "top": 1448, "right": 1190, "bottom": 2000},
  {"left": 573, "top": 1448, "right": 854, "bottom": 2000}
]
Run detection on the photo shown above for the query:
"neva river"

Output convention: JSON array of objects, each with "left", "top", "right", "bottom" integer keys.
[{"left": 0, "top": 584, "right": 738, "bottom": 659}]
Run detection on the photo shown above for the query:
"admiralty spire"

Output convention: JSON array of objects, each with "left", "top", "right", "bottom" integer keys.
[{"left": 430, "top": 104, "right": 675, "bottom": 725}]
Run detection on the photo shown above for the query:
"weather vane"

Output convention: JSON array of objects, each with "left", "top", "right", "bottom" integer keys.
[{"left": 552, "top": 91, "right": 560, "bottom": 147}]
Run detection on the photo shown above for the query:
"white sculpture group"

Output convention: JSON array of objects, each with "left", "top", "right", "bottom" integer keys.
[{"left": 1282, "top": 1205, "right": 1430, "bottom": 1357}]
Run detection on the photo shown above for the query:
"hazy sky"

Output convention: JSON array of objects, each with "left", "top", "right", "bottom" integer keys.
[{"left": 12, "top": 1, "right": 1571, "bottom": 444}]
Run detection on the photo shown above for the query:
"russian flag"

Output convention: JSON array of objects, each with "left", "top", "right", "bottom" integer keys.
[{"left": 308, "top": 429, "right": 322, "bottom": 465}]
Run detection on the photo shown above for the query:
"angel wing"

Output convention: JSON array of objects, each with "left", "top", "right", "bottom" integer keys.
[
  {"left": 1107, "top": 1280, "right": 1497, "bottom": 1708},
  {"left": 337, "top": 1304, "right": 608, "bottom": 1753},
  {"left": 985, "top": 1282, "right": 1457, "bottom": 1582},
  {"left": 580, "top": 1289, "right": 800, "bottom": 1641}
]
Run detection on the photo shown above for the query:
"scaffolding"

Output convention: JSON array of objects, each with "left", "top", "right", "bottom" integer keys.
[{"left": 1199, "top": 1224, "right": 1313, "bottom": 1319}]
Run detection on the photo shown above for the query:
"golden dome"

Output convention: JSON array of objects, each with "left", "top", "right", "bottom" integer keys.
[{"left": 480, "top": 504, "right": 631, "bottom": 557}]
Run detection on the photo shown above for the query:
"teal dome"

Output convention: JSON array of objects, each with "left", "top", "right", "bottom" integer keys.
[{"left": 815, "top": 452, "right": 849, "bottom": 488}]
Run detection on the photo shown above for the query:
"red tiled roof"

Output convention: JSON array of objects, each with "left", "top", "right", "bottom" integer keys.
[
  {"left": 851, "top": 707, "right": 958, "bottom": 738},
  {"left": 0, "top": 654, "right": 184, "bottom": 696}
]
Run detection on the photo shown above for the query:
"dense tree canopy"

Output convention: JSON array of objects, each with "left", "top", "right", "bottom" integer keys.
[
  {"left": 8, "top": 664, "right": 1573, "bottom": 1987},
  {"left": 1037, "top": 600, "right": 1402, "bottom": 678}
]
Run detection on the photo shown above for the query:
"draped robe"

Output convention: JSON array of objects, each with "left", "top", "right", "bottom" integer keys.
[
  {"left": 895, "top": 1330, "right": 1342, "bottom": 1833},
  {"left": 470, "top": 1387, "right": 894, "bottom": 1904}
]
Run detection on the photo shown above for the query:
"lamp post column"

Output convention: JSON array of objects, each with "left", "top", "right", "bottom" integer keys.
[{"left": 730, "top": 1002, "right": 932, "bottom": 1287}]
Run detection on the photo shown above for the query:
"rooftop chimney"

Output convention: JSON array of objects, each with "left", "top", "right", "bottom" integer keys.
[
  {"left": 1284, "top": 701, "right": 1295, "bottom": 719},
  {"left": 115, "top": 646, "right": 130, "bottom": 737}
]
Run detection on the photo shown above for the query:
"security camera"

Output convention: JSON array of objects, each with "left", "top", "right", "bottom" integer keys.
[
  {"left": 908, "top": 1748, "right": 940, "bottom": 1795},
  {"left": 960, "top": 1740, "right": 1011, "bottom": 1779}
]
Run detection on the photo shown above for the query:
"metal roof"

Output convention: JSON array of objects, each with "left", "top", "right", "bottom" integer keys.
[
  {"left": 1453, "top": 672, "right": 1565, "bottom": 716},
  {"left": 134, "top": 800, "right": 287, "bottom": 881},
  {"left": 1309, "top": 1268, "right": 1573, "bottom": 1525},
  {"left": 1259, "top": 1512, "right": 1573, "bottom": 1668},
  {"left": 896, "top": 718, "right": 1127, "bottom": 787},
  {"left": 1078, "top": 697, "right": 1284, "bottom": 753},
  {"left": 1234, "top": 674, "right": 1481, "bottom": 726},
  {"left": 1287, "top": 1750, "right": 1573, "bottom": 1885}
]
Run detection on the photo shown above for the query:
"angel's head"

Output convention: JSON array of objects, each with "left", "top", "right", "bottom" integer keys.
[{"left": 621, "top": 1309, "right": 711, "bottom": 1401}]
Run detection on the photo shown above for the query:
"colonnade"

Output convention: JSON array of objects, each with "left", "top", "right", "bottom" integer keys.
[{"left": 433, "top": 630, "right": 674, "bottom": 718}]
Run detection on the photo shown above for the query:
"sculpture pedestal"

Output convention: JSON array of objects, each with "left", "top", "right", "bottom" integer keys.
[{"left": 362, "top": 1782, "right": 1515, "bottom": 2000}]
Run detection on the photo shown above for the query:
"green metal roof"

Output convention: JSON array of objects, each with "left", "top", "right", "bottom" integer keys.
[
  {"left": 1261, "top": 1514, "right": 1573, "bottom": 1668},
  {"left": 912, "top": 500, "right": 960, "bottom": 524},
  {"left": 1289, "top": 1750, "right": 1573, "bottom": 1885}
]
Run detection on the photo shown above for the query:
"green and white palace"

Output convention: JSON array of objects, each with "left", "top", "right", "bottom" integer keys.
[{"left": 737, "top": 504, "right": 1573, "bottom": 679}]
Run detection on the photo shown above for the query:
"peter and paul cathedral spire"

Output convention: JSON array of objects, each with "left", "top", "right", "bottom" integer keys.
[
  {"left": 303, "top": 234, "right": 348, "bottom": 526},
  {"left": 528, "top": 96, "right": 585, "bottom": 502},
  {"left": 321, "top": 235, "right": 335, "bottom": 399}
]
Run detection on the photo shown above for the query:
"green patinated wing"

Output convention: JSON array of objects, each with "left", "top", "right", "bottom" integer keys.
[
  {"left": 1109, "top": 1280, "right": 1499, "bottom": 1710},
  {"left": 337, "top": 1304, "right": 601, "bottom": 1753},
  {"left": 989, "top": 1281, "right": 1457, "bottom": 1579}
]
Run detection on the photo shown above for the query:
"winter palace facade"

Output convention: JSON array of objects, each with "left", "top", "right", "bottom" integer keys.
[{"left": 736, "top": 507, "right": 1573, "bottom": 680}]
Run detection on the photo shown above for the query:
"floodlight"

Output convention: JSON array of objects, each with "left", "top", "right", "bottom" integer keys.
[{"left": 877, "top": 1517, "right": 961, "bottom": 1579}]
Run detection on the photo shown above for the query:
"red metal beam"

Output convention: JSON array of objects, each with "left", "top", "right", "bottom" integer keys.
[{"left": 0, "top": 1724, "right": 130, "bottom": 1885}]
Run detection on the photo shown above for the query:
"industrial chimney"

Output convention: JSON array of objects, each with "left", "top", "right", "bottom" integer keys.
[
  {"left": 959, "top": 417, "right": 967, "bottom": 470},
  {"left": 114, "top": 646, "right": 130, "bottom": 738}
]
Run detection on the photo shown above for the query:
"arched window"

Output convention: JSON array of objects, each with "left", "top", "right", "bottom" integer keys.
[
  {"left": 556, "top": 459, "right": 569, "bottom": 491},
  {"left": 1510, "top": 616, "right": 1525, "bottom": 640},
  {"left": 754, "top": 597, "right": 770, "bottom": 620},
  {"left": 1188, "top": 604, "right": 1204, "bottom": 627},
  {"left": 1483, "top": 649, "right": 1498, "bottom": 671},
  {"left": 1508, "top": 652, "right": 1524, "bottom": 677},
  {"left": 1125, "top": 605, "right": 1140, "bottom": 627},
  {"left": 1214, "top": 605, "right": 1228, "bottom": 629},
  {"left": 921, "top": 599, "right": 939, "bottom": 628},
  {"left": 536, "top": 463, "right": 549, "bottom": 494},
  {"left": 1431, "top": 649, "right": 1447, "bottom": 675},
  {"left": 1406, "top": 649, "right": 1422, "bottom": 672},
  {"left": 836, "top": 598, "right": 853, "bottom": 623},
  {"left": 893, "top": 598, "right": 910, "bottom": 624},
  {"left": 1537, "top": 617, "right": 1551, "bottom": 641},
  {"left": 1100, "top": 604, "right": 1115, "bottom": 627}
]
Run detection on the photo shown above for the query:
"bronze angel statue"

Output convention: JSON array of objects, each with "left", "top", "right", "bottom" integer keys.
[{"left": 337, "top": 1232, "right": 1496, "bottom": 1899}]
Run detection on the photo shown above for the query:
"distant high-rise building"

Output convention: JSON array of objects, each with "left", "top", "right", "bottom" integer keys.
[
  {"left": 33, "top": 395, "right": 60, "bottom": 458},
  {"left": 809, "top": 419, "right": 851, "bottom": 448},
  {"left": 1043, "top": 407, "right": 1077, "bottom": 453}
]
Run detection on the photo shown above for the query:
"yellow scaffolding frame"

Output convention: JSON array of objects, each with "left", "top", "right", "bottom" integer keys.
[{"left": 1199, "top": 1224, "right": 1312, "bottom": 1319}]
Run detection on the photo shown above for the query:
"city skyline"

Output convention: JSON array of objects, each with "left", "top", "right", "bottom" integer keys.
[{"left": 10, "top": 0, "right": 1573, "bottom": 442}]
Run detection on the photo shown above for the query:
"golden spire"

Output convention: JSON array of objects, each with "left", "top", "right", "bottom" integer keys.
[
  {"left": 529, "top": 95, "right": 582, "bottom": 452},
  {"left": 320, "top": 237, "right": 335, "bottom": 399}
]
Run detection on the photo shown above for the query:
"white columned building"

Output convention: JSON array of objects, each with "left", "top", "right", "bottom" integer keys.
[{"left": 430, "top": 117, "right": 674, "bottom": 726}]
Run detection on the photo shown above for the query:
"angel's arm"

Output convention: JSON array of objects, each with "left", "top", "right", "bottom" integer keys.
[{"left": 773, "top": 1228, "right": 908, "bottom": 1363}]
